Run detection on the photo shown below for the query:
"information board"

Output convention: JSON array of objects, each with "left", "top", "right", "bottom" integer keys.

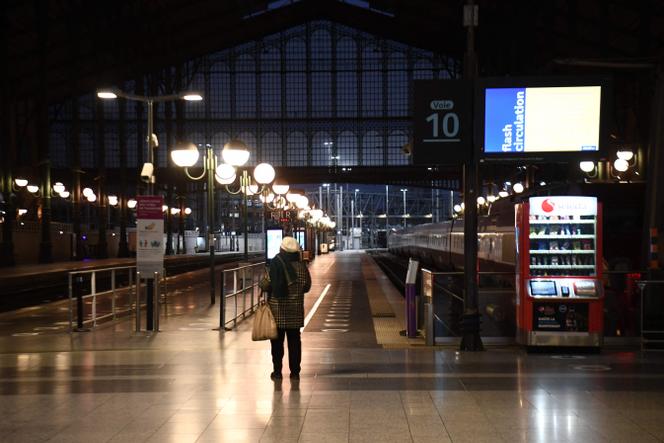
[
  {"left": 266, "top": 228, "right": 283, "bottom": 261},
  {"left": 413, "top": 80, "right": 473, "bottom": 165},
  {"left": 484, "top": 86, "right": 601, "bottom": 154},
  {"left": 136, "top": 196, "right": 164, "bottom": 275}
]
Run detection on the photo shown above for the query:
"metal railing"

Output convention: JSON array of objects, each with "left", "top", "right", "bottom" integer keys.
[
  {"left": 420, "top": 269, "right": 516, "bottom": 345},
  {"left": 220, "top": 261, "right": 266, "bottom": 329},
  {"left": 68, "top": 266, "right": 166, "bottom": 332},
  {"left": 638, "top": 280, "right": 664, "bottom": 351}
]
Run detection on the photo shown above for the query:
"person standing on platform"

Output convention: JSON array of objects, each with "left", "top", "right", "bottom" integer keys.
[{"left": 267, "top": 236, "right": 311, "bottom": 380}]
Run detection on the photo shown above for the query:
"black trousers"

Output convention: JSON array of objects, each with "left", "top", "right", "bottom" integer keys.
[{"left": 270, "top": 328, "right": 301, "bottom": 374}]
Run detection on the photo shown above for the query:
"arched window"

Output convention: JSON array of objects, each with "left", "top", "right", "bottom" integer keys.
[
  {"left": 287, "top": 132, "right": 307, "bottom": 166},
  {"left": 362, "top": 131, "right": 383, "bottom": 166},
  {"left": 261, "top": 132, "right": 282, "bottom": 165},
  {"left": 337, "top": 131, "right": 357, "bottom": 166},
  {"left": 387, "top": 130, "right": 408, "bottom": 166},
  {"left": 312, "top": 131, "right": 333, "bottom": 166}
]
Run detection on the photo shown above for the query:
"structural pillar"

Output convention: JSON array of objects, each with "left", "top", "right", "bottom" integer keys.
[
  {"left": 38, "top": 159, "right": 53, "bottom": 263},
  {"left": 460, "top": 0, "right": 484, "bottom": 351}
]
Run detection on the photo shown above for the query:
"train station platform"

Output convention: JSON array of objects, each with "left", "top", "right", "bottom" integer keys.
[{"left": 2, "top": 251, "right": 664, "bottom": 442}]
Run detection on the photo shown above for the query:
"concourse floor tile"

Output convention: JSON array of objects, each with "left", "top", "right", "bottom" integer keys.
[{"left": 4, "top": 252, "right": 664, "bottom": 442}]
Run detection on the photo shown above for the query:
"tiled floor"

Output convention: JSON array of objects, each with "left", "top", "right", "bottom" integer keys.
[{"left": 1, "top": 251, "right": 664, "bottom": 442}]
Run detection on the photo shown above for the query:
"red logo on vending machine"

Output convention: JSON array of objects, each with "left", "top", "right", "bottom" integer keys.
[{"left": 541, "top": 199, "right": 555, "bottom": 213}]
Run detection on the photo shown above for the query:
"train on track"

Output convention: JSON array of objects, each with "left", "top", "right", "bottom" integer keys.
[{"left": 388, "top": 200, "right": 516, "bottom": 278}]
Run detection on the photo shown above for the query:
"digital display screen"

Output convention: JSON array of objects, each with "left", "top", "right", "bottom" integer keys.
[
  {"left": 484, "top": 86, "right": 601, "bottom": 153},
  {"left": 530, "top": 280, "right": 557, "bottom": 296},
  {"left": 295, "top": 230, "right": 305, "bottom": 250},
  {"left": 266, "top": 228, "right": 283, "bottom": 261}
]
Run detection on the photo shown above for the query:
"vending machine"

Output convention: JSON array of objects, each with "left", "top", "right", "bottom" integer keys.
[{"left": 515, "top": 196, "right": 604, "bottom": 347}]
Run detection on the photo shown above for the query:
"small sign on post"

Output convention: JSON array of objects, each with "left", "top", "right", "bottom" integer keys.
[
  {"left": 136, "top": 196, "right": 164, "bottom": 275},
  {"left": 405, "top": 258, "right": 420, "bottom": 338}
]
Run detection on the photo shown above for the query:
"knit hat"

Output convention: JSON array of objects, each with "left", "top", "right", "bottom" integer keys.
[{"left": 280, "top": 236, "right": 300, "bottom": 253}]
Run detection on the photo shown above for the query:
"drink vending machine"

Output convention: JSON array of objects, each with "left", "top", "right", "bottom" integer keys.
[{"left": 515, "top": 196, "right": 604, "bottom": 347}]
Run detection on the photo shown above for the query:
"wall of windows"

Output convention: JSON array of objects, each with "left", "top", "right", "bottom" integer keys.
[{"left": 48, "top": 20, "right": 458, "bottom": 169}]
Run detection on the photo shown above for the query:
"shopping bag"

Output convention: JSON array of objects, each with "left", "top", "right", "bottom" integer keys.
[{"left": 252, "top": 301, "right": 278, "bottom": 341}]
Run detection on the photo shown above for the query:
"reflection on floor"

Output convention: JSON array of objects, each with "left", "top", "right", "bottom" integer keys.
[{"left": 1, "top": 251, "right": 664, "bottom": 442}]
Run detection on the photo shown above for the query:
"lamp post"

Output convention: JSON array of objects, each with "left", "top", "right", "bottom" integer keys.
[
  {"left": 97, "top": 88, "right": 202, "bottom": 194},
  {"left": 171, "top": 139, "right": 276, "bottom": 312},
  {"left": 98, "top": 87, "right": 202, "bottom": 331},
  {"left": 171, "top": 142, "right": 221, "bottom": 305}
]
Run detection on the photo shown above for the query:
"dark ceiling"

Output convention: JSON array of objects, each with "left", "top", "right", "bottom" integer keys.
[{"left": 4, "top": 0, "right": 664, "bottom": 105}]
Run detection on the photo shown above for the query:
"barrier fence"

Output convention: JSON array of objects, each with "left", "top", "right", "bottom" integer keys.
[
  {"left": 220, "top": 261, "right": 266, "bottom": 330},
  {"left": 638, "top": 279, "right": 664, "bottom": 351},
  {"left": 68, "top": 266, "right": 166, "bottom": 332},
  {"left": 419, "top": 268, "right": 652, "bottom": 345}
]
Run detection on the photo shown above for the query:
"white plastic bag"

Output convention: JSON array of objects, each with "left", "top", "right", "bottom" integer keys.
[{"left": 252, "top": 302, "right": 278, "bottom": 341}]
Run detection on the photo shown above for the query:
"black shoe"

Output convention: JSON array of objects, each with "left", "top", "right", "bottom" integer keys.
[
  {"left": 270, "top": 372, "right": 283, "bottom": 380},
  {"left": 290, "top": 373, "right": 300, "bottom": 380}
]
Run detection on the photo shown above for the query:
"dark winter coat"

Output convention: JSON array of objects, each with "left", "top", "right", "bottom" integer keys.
[{"left": 268, "top": 258, "right": 311, "bottom": 329}]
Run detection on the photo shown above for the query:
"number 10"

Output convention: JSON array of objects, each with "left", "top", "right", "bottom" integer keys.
[{"left": 426, "top": 112, "right": 459, "bottom": 138}]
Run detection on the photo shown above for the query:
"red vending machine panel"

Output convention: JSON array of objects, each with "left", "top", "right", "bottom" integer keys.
[{"left": 515, "top": 196, "right": 604, "bottom": 347}]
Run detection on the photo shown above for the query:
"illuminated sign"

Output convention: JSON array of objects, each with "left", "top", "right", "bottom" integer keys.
[
  {"left": 266, "top": 228, "right": 283, "bottom": 261},
  {"left": 484, "top": 86, "right": 601, "bottom": 154},
  {"left": 529, "top": 196, "right": 597, "bottom": 217}
]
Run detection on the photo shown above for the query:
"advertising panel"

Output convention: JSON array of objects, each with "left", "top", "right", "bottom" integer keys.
[{"left": 533, "top": 302, "right": 589, "bottom": 332}]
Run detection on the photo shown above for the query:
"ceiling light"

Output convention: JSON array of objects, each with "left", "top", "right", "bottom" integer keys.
[
  {"left": 512, "top": 183, "right": 524, "bottom": 194},
  {"left": 27, "top": 185, "right": 39, "bottom": 194},
  {"left": 253, "top": 163, "right": 275, "bottom": 185},
  {"left": 614, "top": 158, "right": 629, "bottom": 172},
  {"left": 215, "top": 163, "right": 236, "bottom": 180},
  {"left": 171, "top": 142, "right": 200, "bottom": 167},
  {"left": 616, "top": 150, "right": 634, "bottom": 161},
  {"left": 272, "top": 178, "right": 289, "bottom": 195},
  {"left": 221, "top": 139, "right": 250, "bottom": 166},
  {"left": 14, "top": 178, "right": 28, "bottom": 188},
  {"left": 96, "top": 90, "right": 117, "bottom": 99},
  {"left": 579, "top": 161, "right": 595, "bottom": 173},
  {"left": 53, "top": 182, "right": 65, "bottom": 194},
  {"left": 181, "top": 93, "right": 203, "bottom": 101}
]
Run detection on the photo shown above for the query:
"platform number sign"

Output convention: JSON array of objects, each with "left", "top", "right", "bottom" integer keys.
[{"left": 413, "top": 80, "right": 472, "bottom": 165}]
